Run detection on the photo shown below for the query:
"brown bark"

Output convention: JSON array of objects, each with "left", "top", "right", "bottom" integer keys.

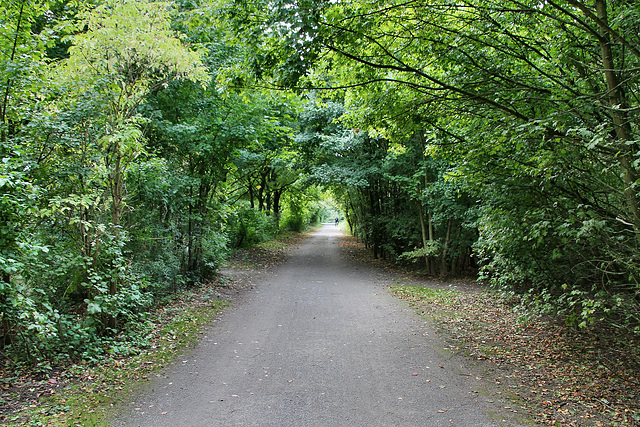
[
  {"left": 594, "top": 0, "right": 640, "bottom": 243},
  {"left": 441, "top": 219, "right": 452, "bottom": 277},
  {"left": 418, "top": 201, "right": 429, "bottom": 268}
]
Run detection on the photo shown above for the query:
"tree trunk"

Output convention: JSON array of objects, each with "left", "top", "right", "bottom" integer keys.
[
  {"left": 348, "top": 195, "right": 359, "bottom": 238},
  {"left": 266, "top": 190, "right": 272, "bottom": 214},
  {"left": 441, "top": 219, "right": 452, "bottom": 277},
  {"left": 0, "top": 273, "right": 10, "bottom": 347},
  {"left": 595, "top": 0, "right": 640, "bottom": 243},
  {"left": 427, "top": 214, "right": 436, "bottom": 275},
  {"left": 108, "top": 140, "right": 123, "bottom": 320},
  {"left": 110, "top": 142, "right": 123, "bottom": 228},
  {"left": 417, "top": 201, "right": 431, "bottom": 272},
  {"left": 422, "top": 160, "right": 436, "bottom": 275},
  {"left": 1, "top": 1, "right": 25, "bottom": 144},
  {"left": 345, "top": 204, "right": 354, "bottom": 235},
  {"left": 257, "top": 174, "right": 266, "bottom": 211},
  {"left": 273, "top": 189, "right": 282, "bottom": 226}
]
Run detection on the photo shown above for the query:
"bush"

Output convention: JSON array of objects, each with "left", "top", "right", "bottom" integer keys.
[
  {"left": 476, "top": 198, "right": 640, "bottom": 333},
  {"left": 226, "top": 205, "right": 278, "bottom": 248}
]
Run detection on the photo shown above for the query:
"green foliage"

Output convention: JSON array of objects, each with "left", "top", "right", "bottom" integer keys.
[
  {"left": 1, "top": 0, "right": 223, "bottom": 368},
  {"left": 281, "top": 188, "right": 310, "bottom": 232},
  {"left": 240, "top": 0, "right": 640, "bottom": 329},
  {"left": 226, "top": 205, "right": 278, "bottom": 248},
  {"left": 400, "top": 242, "right": 441, "bottom": 261},
  {"left": 64, "top": 0, "right": 208, "bottom": 87},
  {"left": 3, "top": 0, "right": 640, "bottom": 373},
  {"left": 18, "top": 293, "right": 229, "bottom": 426},
  {"left": 295, "top": 98, "right": 477, "bottom": 273},
  {"left": 0, "top": 0, "right": 54, "bottom": 141},
  {"left": 390, "top": 285, "right": 460, "bottom": 306}
]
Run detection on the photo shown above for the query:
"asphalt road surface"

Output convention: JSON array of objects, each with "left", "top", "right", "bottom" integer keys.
[{"left": 114, "top": 225, "right": 529, "bottom": 426}]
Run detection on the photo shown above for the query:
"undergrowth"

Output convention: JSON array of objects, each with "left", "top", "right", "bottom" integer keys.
[
  {"left": 0, "top": 229, "right": 308, "bottom": 426},
  {"left": 1, "top": 283, "right": 229, "bottom": 426}
]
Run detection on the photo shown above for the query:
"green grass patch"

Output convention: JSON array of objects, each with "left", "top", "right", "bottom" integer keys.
[
  {"left": 390, "top": 285, "right": 471, "bottom": 332},
  {"left": 390, "top": 285, "right": 461, "bottom": 305},
  {"left": 391, "top": 286, "right": 461, "bottom": 304},
  {"left": 11, "top": 299, "right": 228, "bottom": 426}
]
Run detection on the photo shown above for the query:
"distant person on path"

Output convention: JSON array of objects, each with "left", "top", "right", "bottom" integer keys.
[{"left": 335, "top": 217, "right": 339, "bottom": 226}]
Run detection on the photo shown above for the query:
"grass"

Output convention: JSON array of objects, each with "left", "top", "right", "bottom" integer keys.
[
  {"left": 6, "top": 294, "right": 228, "bottom": 426},
  {"left": 390, "top": 285, "right": 461, "bottom": 306}
]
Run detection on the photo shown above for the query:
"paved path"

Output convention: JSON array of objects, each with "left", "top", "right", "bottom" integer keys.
[{"left": 114, "top": 225, "right": 528, "bottom": 426}]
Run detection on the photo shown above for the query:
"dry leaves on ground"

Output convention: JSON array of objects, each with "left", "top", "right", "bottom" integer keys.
[{"left": 341, "top": 234, "right": 639, "bottom": 426}]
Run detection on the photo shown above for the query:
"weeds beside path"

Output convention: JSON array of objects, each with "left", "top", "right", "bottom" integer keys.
[{"left": 0, "top": 283, "right": 230, "bottom": 427}]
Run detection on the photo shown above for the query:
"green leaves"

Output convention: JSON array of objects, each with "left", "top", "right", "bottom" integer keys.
[
  {"left": 98, "top": 119, "right": 145, "bottom": 155},
  {"left": 1, "top": 0, "right": 638, "bottom": 374},
  {"left": 67, "top": 0, "right": 208, "bottom": 85},
  {"left": 86, "top": 301, "right": 102, "bottom": 315},
  {"left": 0, "top": 0, "right": 219, "bottom": 368},
  {"left": 249, "top": 0, "right": 640, "bottom": 326}
]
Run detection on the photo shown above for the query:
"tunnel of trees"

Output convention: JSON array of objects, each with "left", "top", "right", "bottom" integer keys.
[{"left": 1, "top": 0, "right": 638, "bottom": 365}]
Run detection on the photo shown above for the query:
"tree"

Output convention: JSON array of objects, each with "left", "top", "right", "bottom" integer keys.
[
  {"left": 0, "top": 0, "right": 55, "bottom": 353},
  {"left": 0, "top": 0, "right": 53, "bottom": 144},
  {"left": 59, "top": 0, "right": 207, "bottom": 303},
  {"left": 228, "top": 91, "right": 301, "bottom": 223},
  {"left": 230, "top": 0, "right": 640, "bottom": 326}
]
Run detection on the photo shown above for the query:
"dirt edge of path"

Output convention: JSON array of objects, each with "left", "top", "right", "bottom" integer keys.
[{"left": 338, "top": 234, "right": 639, "bottom": 427}]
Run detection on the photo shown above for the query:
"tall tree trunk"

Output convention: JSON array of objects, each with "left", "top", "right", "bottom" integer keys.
[
  {"left": 1, "top": 1, "right": 25, "bottom": 144},
  {"left": 428, "top": 214, "right": 436, "bottom": 274},
  {"left": 441, "top": 219, "right": 452, "bottom": 277},
  {"left": 595, "top": 0, "right": 640, "bottom": 243},
  {"left": 0, "top": 271, "right": 10, "bottom": 345},
  {"left": 418, "top": 202, "right": 428, "bottom": 261},
  {"left": 344, "top": 204, "right": 354, "bottom": 235},
  {"left": 369, "top": 183, "right": 380, "bottom": 259},
  {"left": 266, "top": 190, "right": 272, "bottom": 214},
  {"left": 187, "top": 186, "right": 194, "bottom": 274},
  {"left": 257, "top": 174, "right": 266, "bottom": 211},
  {"left": 108, "top": 140, "right": 123, "bottom": 326},
  {"left": 107, "top": 139, "right": 124, "bottom": 330},
  {"left": 348, "top": 196, "right": 358, "bottom": 237},
  {"left": 422, "top": 158, "right": 436, "bottom": 275},
  {"left": 110, "top": 146, "right": 123, "bottom": 228},
  {"left": 273, "top": 189, "right": 282, "bottom": 226}
]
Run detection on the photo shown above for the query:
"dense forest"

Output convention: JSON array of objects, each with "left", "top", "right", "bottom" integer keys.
[{"left": 1, "top": 0, "right": 638, "bottom": 366}]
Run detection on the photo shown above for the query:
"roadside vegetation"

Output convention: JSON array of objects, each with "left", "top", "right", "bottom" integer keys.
[
  {"left": 1, "top": 279, "right": 229, "bottom": 426},
  {"left": 391, "top": 285, "right": 640, "bottom": 426},
  {"left": 2, "top": 0, "right": 639, "bottom": 423}
]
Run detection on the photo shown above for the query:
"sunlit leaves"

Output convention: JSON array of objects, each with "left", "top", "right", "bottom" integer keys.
[{"left": 66, "top": 0, "right": 208, "bottom": 87}]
